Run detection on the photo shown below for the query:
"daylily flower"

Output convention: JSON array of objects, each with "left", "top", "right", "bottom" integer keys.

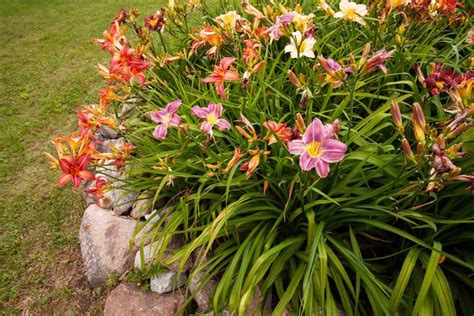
[
  {"left": 285, "top": 31, "right": 316, "bottom": 59},
  {"left": 317, "top": 56, "right": 351, "bottom": 88},
  {"left": 263, "top": 121, "right": 293, "bottom": 145},
  {"left": 150, "top": 100, "right": 182, "bottom": 140},
  {"left": 145, "top": 9, "right": 166, "bottom": 32},
  {"left": 361, "top": 48, "right": 395, "bottom": 74},
  {"left": 320, "top": 0, "right": 336, "bottom": 16},
  {"left": 424, "top": 63, "right": 461, "bottom": 96},
  {"left": 202, "top": 57, "right": 240, "bottom": 99},
  {"left": 58, "top": 154, "right": 96, "bottom": 188},
  {"left": 289, "top": 118, "right": 347, "bottom": 178},
  {"left": 334, "top": 0, "right": 368, "bottom": 26},
  {"left": 109, "top": 44, "right": 150, "bottom": 86},
  {"left": 412, "top": 102, "right": 427, "bottom": 145},
  {"left": 192, "top": 102, "right": 231, "bottom": 135},
  {"left": 215, "top": 11, "right": 242, "bottom": 31}
]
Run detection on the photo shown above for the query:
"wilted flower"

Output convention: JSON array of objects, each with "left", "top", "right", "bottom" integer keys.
[
  {"left": 263, "top": 121, "right": 293, "bottom": 145},
  {"left": 192, "top": 102, "right": 231, "bottom": 135},
  {"left": 85, "top": 176, "right": 108, "bottom": 204},
  {"left": 223, "top": 147, "right": 245, "bottom": 173},
  {"left": 202, "top": 57, "right": 240, "bottom": 99},
  {"left": 284, "top": 31, "right": 316, "bottom": 59},
  {"left": 150, "top": 100, "right": 182, "bottom": 140},
  {"left": 289, "top": 118, "right": 347, "bottom": 178},
  {"left": 334, "top": 0, "right": 367, "bottom": 26}
]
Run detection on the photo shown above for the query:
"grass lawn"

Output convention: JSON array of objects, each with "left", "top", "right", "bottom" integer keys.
[{"left": 0, "top": 0, "right": 165, "bottom": 313}]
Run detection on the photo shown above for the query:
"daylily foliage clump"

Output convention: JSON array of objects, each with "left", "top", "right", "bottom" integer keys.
[{"left": 46, "top": 0, "right": 473, "bottom": 314}]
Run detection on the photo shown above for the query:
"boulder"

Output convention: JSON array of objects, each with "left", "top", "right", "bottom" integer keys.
[
  {"left": 101, "top": 188, "right": 139, "bottom": 216},
  {"left": 150, "top": 270, "right": 187, "bottom": 294},
  {"left": 130, "top": 193, "right": 153, "bottom": 219},
  {"left": 79, "top": 204, "right": 137, "bottom": 287},
  {"left": 134, "top": 239, "right": 192, "bottom": 272},
  {"left": 104, "top": 282, "right": 185, "bottom": 316},
  {"left": 99, "top": 125, "right": 119, "bottom": 139}
]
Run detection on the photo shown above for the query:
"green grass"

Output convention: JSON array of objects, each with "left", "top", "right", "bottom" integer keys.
[{"left": 0, "top": 0, "right": 166, "bottom": 313}]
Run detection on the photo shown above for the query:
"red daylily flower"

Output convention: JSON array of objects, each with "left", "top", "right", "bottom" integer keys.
[
  {"left": 58, "top": 154, "right": 95, "bottom": 188},
  {"left": 202, "top": 57, "right": 239, "bottom": 99}
]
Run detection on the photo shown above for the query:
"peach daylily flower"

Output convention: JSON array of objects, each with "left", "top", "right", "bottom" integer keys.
[{"left": 202, "top": 57, "right": 240, "bottom": 99}]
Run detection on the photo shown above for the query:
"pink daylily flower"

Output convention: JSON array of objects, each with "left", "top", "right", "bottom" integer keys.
[
  {"left": 150, "top": 100, "right": 182, "bottom": 140},
  {"left": 289, "top": 118, "right": 347, "bottom": 178},
  {"left": 192, "top": 102, "right": 231, "bottom": 135},
  {"left": 202, "top": 57, "right": 240, "bottom": 99}
]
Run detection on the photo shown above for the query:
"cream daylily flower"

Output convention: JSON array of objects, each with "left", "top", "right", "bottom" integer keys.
[
  {"left": 215, "top": 11, "right": 241, "bottom": 30},
  {"left": 284, "top": 31, "right": 316, "bottom": 59},
  {"left": 292, "top": 12, "right": 315, "bottom": 33},
  {"left": 334, "top": 0, "right": 368, "bottom": 26}
]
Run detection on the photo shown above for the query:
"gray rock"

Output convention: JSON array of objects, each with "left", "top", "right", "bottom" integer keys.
[
  {"left": 99, "top": 125, "right": 119, "bottom": 139},
  {"left": 119, "top": 103, "right": 133, "bottom": 118},
  {"left": 150, "top": 270, "right": 187, "bottom": 294},
  {"left": 101, "top": 188, "right": 139, "bottom": 216},
  {"left": 130, "top": 193, "right": 153, "bottom": 219},
  {"left": 97, "top": 138, "right": 125, "bottom": 154},
  {"left": 79, "top": 204, "right": 137, "bottom": 287},
  {"left": 189, "top": 271, "right": 217, "bottom": 313},
  {"left": 134, "top": 239, "right": 192, "bottom": 272},
  {"left": 104, "top": 282, "right": 185, "bottom": 316}
]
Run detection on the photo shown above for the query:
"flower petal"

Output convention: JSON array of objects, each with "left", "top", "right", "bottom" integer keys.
[
  {"left": 165, "top": 99, "right": 182, "bottom": 113},
  {"left": 315, "top": 159, "right": 330, "bottom": 178},
  {"left": 201, "top": 121, "right": 213, "bottom": 134},
  {"left": 300, "top": 151, "right": 317, "bottom": 171},
  {"left": 289, "top": 139, "right": 305, "bottom": 155},
  {"left": 220, "top": 57, "right": 237, "bottom": 70},
  {"left": 321, "top": 139, "right": 347, "bottom": 163},
  {"left": 303, "top": 118, "right": 324, "bottom": 143},
  {"left": 153, "top": 124, "right": 168, "bottom": 140},
  {"left": 192, "top": 106, "right": 209, "bottom": 118},
  {"left": 169, "top": 114, "right": 181, "bottom": 126},
  {"left": 57, "top": 174, "right": 72, "bottom": 186},
  {"left": 216, "top": 119, "right": 231, "bottom": 131}
]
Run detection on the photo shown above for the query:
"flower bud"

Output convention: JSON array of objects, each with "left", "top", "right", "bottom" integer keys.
[
  {"left": 296, "top": 113, "right": 306, "bottom": 134},
  {"left": 288, "top": 70, "right": 300, "bottom": 88},
  {"left": 390, "top": 101, "right": 404, "bottom": 133},
  {"left": 412, "top": 102, "right": 426, "bottom": 144},
  {"left": 299, "top": 89, "right": 310, "bottom": 109},
  {"left": 401, "top": 138, "right": 415, "bottom": 162}
]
